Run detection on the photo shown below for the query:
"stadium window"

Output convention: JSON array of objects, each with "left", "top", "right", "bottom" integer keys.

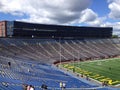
[
  {"left": 32, "top": 35, "right": 34, "bottom": 38},
  {"left": 34, "top": 28, "right": 37, "bottom": 31},
  {"left": 52, "top": 36, "right": 54, "bottom": 38}
]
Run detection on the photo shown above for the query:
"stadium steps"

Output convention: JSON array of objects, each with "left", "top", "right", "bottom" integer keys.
[
  {"left": 76, "top": 41, "right": 98, "bottom": 58},
  {"left": 46, "top": 41, "right": 62, "bottom": 59},
  {"left": 70, "top": 41, "right": 88, "bottom": 58},
  {"left": 48, "top": 41, "right": 68, "bottom": 60},
  {"left": 94, "top": 40, "right": 116, "bottom": 56},
  {"left": 65, "top": 41, "right": 82, "bottom": 59},
  {"left": 85, "top": 41, "right": 108, "bottom": 58},
  {"left": 38, "top": 43, "right": 53, "bottom": 57},
  {"left": 56, "top": 41, "right": 78, "bottom": 59}
]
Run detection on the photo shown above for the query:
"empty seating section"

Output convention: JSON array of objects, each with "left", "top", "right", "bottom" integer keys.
[
  {"left": 0, "top": 57, "right": 97, "bottom": 90},
  {"left": 1, "top": 38, "right": 120, "bottom": 62},
  {"left": 0, "top": 38, "right": 120, "bottom": 89}
]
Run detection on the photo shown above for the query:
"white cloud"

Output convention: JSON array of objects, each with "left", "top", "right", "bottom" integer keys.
[
  {"left": 87, "top": 17, "right": 107, "bottom": 26},
  {"left": 0, "top": 0, "right": 91, "bottom": 24},
  {"left": 80, "top": 9, "right": 97, "bottom": 22},
  {"left": 104, "top": 0, "right": 120, "bottom": 36},
  {"left": 107, "top": 0, "right": 114, "bottom": 3},
  {"left": 108, "top": 0, "right": 120, "bottom": 19},
  {"left": 101, "top": 22, "right": 120, "bottom": 35},
  {"left": 79, "top": 8, "right": 106, "bottom": 26},
  {"left": 0, "top": 0, "right": 24, "bottom": 15}
]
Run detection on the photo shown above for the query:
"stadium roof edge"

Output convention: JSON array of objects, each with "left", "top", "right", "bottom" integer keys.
[{"left": 0, "top": 20, "right": 113, "bottom": 29}]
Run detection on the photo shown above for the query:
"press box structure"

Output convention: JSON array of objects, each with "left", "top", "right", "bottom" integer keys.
[{"left": 0, "top": 21, "right": 113, "bottom": 39}]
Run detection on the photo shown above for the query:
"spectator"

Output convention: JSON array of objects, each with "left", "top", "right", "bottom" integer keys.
[
  {"left": 102, "top": 81, "right": 108, "bottom": 86},
  {"left": 73, "top": 68, "right": 75, "bottom": 72},
  {"left": 27, "top": 85, "right": 31, "bottom": 90},
  {"left": 30, "top": 85, "right": 34, "bottom": 90},
  {"left": 41, "top": 84, "right": 47, "bottom": 90},
  {"left": 62, "top": 82, "right": 66, "bottom": 89},
  {"left": 102, "top": 81, "right": 105, "bottom": 86},
  {"left": 8, "top": 62, "right": 11, "bottom": 67},
  {"left": 59, "top": 82, "right": 63, "bottom": 90},
  {"left": 2, "top": 82, "right": 8, "bottom": 87},
  {"left": 86, "top": 75, "right": 89, "bottom": 80},
  {"left": 81, "top": 74, "right": 83, "bottom": 77},
  {"left": 28, "top": 68, "right": 30, "bottom": 73}
]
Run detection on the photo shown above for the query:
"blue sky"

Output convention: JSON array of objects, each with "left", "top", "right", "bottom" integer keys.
[
  {"left": 90, "top": 0, "right": 109, "bottom": 16},
  {"left": 0, "top": 13, "right": 27, "bottom": 20},
  {"left": 0, "top": 0, "right": 120, "bottom": 35}
]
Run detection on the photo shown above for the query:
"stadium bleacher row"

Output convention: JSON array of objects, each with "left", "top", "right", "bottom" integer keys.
[
  {"left": 0, "top": 38, "right": 120, "bottom": 90},
  {"left": 1, "top": 38, "right": 120, "bottom": 63},
  {"left": 0, "top": 55, "right": 98, "bottom": 90}
]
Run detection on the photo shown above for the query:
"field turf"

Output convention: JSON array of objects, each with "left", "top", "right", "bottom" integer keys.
[{"left": 62, "top": 58, "right": 120, "bottom": 85}]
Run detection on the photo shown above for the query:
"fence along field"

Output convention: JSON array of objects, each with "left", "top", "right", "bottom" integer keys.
[{"left": 62, "top": 58, "right": 120, "bottom": 85}]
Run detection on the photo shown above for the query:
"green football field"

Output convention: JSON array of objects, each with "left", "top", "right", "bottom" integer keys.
[{"left": 62, "top": 58, "right": 120, "bottom": 85}]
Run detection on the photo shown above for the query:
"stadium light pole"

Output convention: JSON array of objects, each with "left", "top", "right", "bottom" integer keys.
[
  {"left": 73, "top": 51, "right": 75, "bottom": 72},
  {"left": 59, "top": 37, "right": 62, "bottom": 67},
  {"left": 77, "top": 51, "right": 79, "bottom": 67},
  {"left": 78, "top": 51, "right": 79, "bottom": 61}
]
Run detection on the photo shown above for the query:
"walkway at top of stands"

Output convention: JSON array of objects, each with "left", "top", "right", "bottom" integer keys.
[{"left": 0, "top": 37, "right": 120, "bottom": 46}]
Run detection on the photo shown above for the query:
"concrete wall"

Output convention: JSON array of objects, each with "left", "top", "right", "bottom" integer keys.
[{"left": 0, "top": 21, "right": 6, "bottom": 37}]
